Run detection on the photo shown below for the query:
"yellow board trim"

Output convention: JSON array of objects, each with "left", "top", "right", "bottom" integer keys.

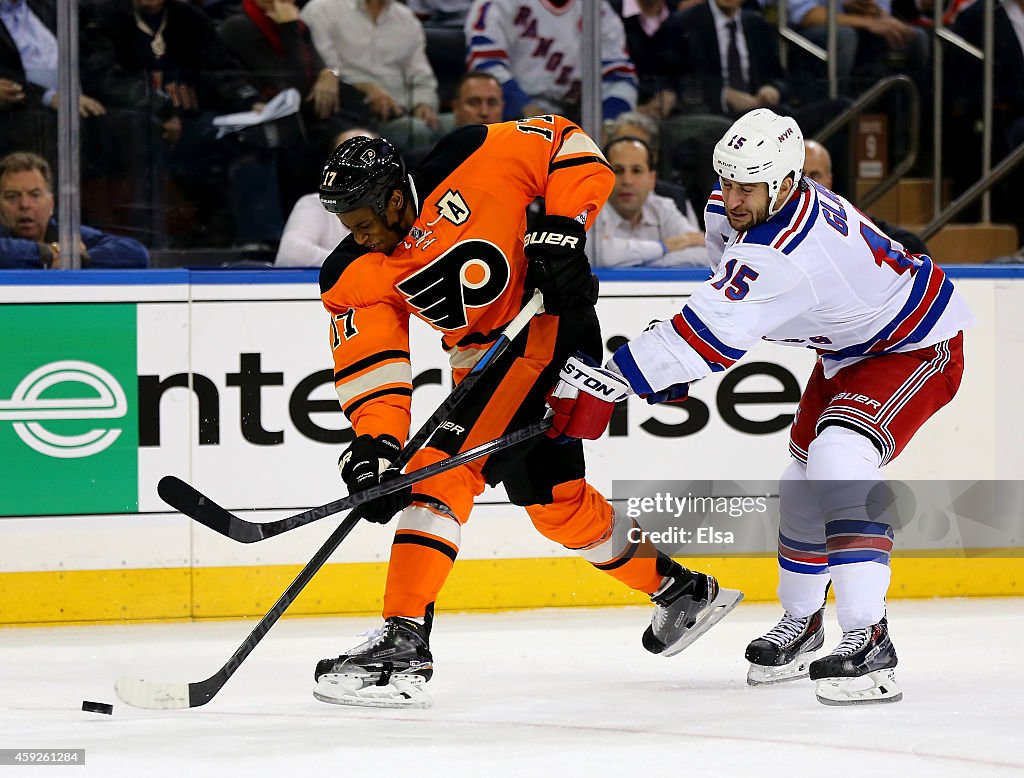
[{"left": 0, "top": 555, "right": 1021, "bottom": 626}]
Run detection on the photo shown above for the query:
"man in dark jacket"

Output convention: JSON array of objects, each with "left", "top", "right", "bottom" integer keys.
[
  {"left": 219, "top": 0, "right": 374, "bottom": 210},
  {"left": 82, "top": 0, "right": 282, "bottom": 248},
  {"left": 0, "top": 1, "right": 106, "bottom": 166},
  {"left": 657, "top": 0, "right": 787, "bottom": 118},
  {"left": 0, "top": 152, "right": 149, "bottom": 268}
]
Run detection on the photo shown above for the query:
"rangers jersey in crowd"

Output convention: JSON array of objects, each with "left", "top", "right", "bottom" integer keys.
[
  {"left": 319, "top": 115, "right": 613, "bottom": 442},
  {"left": 613, "top": 179, "right": 976, "bottom": 393},
  {"left": 465, "top": 0, "right": 637, "bottom": 120}
]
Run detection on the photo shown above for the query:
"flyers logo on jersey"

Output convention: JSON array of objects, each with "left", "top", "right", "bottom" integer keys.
[{"left": 397, "top": 239, "right": 510, "bottom": 330}]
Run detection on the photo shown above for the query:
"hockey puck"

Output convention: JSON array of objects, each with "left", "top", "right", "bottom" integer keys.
[{"left": 82, "top": 700, "right": 113, "bottom": 715}]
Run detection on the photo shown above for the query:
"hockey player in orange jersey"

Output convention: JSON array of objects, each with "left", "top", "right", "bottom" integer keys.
[{"left": 311, "top": 115, "right": 741, "bottom": 708}]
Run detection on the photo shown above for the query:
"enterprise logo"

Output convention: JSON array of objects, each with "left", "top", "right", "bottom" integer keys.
[{"left": 0, "top": 360, "right": 127, "bottom": 458}]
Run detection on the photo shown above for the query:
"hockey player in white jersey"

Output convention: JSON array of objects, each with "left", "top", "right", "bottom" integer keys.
[
  {"left": 464, "top": 0, "right": 637, "bottom": 121},
  {"left": 545, "top": 108, "right": 974, "bottom": 706}
]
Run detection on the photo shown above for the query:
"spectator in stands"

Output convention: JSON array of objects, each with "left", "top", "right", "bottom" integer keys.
[
  {"left": 407, "top": 0, "right": 472, "bottom": 28},
  {"left": 275, "top": 127, "right": 377, "bottom": 267},
  {"left": 605, "top": 109, "right": 659, "bottom": 146},
  {"left": 301, "top": 0, "right": 441, "bottom": 150},
  {"left": 219, "top": 0, "right": 375, "bottom": 209},
  {"left": 448, "top": 70, "right": 504, "bottom": 127},
  {"left": 595, "top": 136, "right": 706, "bottom": 267},
  {"left": 0, "top": 151, "right": 149, "bottom": 268},
  {"left": 604, "top": 110, "right": 702, "bottom": 222},
  {"left": 609, "top": 0, "right": 677, "bottom": 119},
  {"left": 804, "top": 139, "right": 929, "bottom": 256},
  {"left": 787, "top": 0, "right": 927, "bottom": 97},
  {"left": 0, "top": 1, "right": 107, "bottom": 167},
  {"left": 656, "top": 0, "right": 849, "bottom": 196},
  {"left": 659, "top": 0, "right": 788, "bottom": 118},
  {"left": 83, "top": 0, "right": 282, "bottom": 249},
  {"left": 405, "top": 71, "right": 504, "bottom": 168},
  {"left": 464, "top": 0, "right": 637, "bottom": 123}
]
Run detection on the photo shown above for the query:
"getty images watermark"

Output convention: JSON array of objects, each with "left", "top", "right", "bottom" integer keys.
[
  {"left": 612, "top": 480, "right": 1024, "bottom": 557},
  {"left": 624, "top": 491, "right": 770, "bottom": 547}
]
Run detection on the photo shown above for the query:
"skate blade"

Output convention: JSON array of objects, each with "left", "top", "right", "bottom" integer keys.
[
  {"left": 815, "top": 668, "right": 902, "bottom": 706},
  {"left": 313, "top": 673, "right": 433, "bottom": 710},
  {"left": 661, "top": 588, "right": 744, "bottom": 658},
  {"left": 746, "top": 652, "right": 816, "bottom": 686}
]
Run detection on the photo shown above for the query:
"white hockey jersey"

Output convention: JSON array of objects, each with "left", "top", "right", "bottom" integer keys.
[
  {"left": 613, "top": 179, "right": 976, "bottom": 394},
  {"left": 464, "top": 0, "right": 637, "bottom": 119}
]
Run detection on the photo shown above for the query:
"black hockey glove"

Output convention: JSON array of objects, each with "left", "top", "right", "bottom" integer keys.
[
  {"left": 524, "top": 214, "right": 599, "bottom": 314},
  {"left": 338, "top": 434, "right": 412, "bottom": 524}
]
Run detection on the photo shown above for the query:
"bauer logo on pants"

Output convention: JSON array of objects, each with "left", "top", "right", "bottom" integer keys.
[{"left": 0, "top": 304, "right": 138, "bottom": 517}]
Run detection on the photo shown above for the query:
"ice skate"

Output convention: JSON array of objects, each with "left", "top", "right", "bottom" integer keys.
[
  {"left": 809, "top": 617, "right": 902, "bottom": 705},
  {"left": 745, "top": 607, "right": 825, "bottom": 685},
  {"left": 642, "top": 556, "right": 744, "bottom": 657},
  {"left": 313, "top": 615, "right": 434, "bottom": 709}
]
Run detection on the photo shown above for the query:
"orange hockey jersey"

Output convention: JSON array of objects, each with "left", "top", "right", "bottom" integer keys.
[{"left": 318, "top": 115, "right": 614, "bottom": 443}]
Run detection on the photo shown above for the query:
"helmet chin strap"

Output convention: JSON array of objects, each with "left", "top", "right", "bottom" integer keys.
[{"left": 767, "top": 173, "right": 799, "bottom": 217}]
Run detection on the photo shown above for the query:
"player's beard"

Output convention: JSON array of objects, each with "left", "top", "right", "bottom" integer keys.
[{"left": 726, "top": 200, "right": 769, "bottom": 232}]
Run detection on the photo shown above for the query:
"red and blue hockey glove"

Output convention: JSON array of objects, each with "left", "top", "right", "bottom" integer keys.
[
  {"left": 338, "top": 434, "right": 412, "bottom": 524},
  {"left": 545, "top": 352, "right": 632, "bottom": 443}
]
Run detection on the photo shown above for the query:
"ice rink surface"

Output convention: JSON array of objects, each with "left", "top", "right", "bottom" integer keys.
[{"left": 1, "top": 599, "right": 1022, "bottom": 777}]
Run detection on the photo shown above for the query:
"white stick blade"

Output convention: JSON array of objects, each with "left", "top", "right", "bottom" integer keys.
[{"left": 114, "top": 677, "right": 191, "bottom": 710}]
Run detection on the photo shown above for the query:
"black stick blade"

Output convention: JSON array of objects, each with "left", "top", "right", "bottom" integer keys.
[{"left": 157, "top": 476, "right": 263, "bottom": 543}]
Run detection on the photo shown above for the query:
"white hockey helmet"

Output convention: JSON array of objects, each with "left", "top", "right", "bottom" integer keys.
[{"left": 712, "top": 109, "right": 805, "bottom": 216}]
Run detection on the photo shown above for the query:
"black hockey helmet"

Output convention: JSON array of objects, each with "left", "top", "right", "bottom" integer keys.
[{"left": 319, "top": 136, "right": 406, "bottom": 216}]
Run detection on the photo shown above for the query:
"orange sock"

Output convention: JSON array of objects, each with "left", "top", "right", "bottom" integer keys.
[
  {"left": 592, "top": 537, "right": 664, "bottom": 594},
  {"left": 527, "top": 479, "right": 665, "bottom": 595},
  {"left": 382, "top": 529, "right": 457, "bottom": 619}
]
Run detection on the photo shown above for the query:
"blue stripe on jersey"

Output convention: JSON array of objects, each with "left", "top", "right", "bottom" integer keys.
[
  {"left": 611, "top": 344, "right": 655, "bottom": 395},
  {"left": 469, "top": 35, "right": 498, "bottom": 46},
  {"left": 779, "top": 196, "right": 819, "bottom": 255},
  {"left": 871, "top": 260, "right": 932, "bottom": 344},
  {"left": 706, "top": 204, "right": 727, "bottom": 216},
  {"left": 474, "top": 59, "right": 507, "bottom": 71},
  {"left": 680, "top": 307, "right": 747, "bottom": 360},
  {"left": 821, "top": 259, "right": 951, "bottom": 360},
  {"left": 895, "top": 275, "right": 954, "bottom": 350},
  {"left": 602, "top": 97, "right": 631, "bottom": 121}
]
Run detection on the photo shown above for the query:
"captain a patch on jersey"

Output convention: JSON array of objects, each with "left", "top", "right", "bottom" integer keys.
[
  {"left": 430, "top": 189, "right": 472, "bottom": 227},
  {"left": 396, "top": 239, "right": 510, "bottom": 330}
]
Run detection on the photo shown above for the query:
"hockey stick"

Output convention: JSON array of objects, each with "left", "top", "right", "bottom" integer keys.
[
  {"left": 114, "top": 417, "right": 551, "bottom": 710},
  {"left": 160, "top": 418, "right": 551, "bottom": 543},
  {"left": 115, "top": 292, "right": 546, "bottom": 710},
  {"left": 157, "top": 290, "right": 545, "bottom": 540}
]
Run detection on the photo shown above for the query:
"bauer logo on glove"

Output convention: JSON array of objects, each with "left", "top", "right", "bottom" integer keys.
[
  {"left": 523, "top": 231, "right": 581, "bottom": 250},
  {"left": 545, "top": 352, "right": 631, "bottom": 443}
]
